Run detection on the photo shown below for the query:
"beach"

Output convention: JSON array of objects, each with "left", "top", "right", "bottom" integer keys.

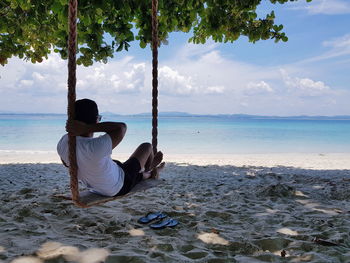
[
  {"left": 2, "top": 0, "right": 350, "bottom": 260},
  {"left": 1, "top": 153, "right": 350, "bottom": 262}
]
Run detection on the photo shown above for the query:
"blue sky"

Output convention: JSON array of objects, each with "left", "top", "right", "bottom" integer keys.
[{"left": 1, "top": 0, "right": 349, "bottom": 116}]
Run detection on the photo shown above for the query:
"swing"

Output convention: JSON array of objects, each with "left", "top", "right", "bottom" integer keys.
[{"left": 62, "top": 0, "right": 161, "bottom": 208}]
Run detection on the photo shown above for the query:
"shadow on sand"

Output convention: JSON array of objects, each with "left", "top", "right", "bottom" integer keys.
[{"left": 0, "top": 163, "right": 349, "bottom": 262}]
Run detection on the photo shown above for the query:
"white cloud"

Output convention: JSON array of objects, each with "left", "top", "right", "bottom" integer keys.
[
  {"left": 281, "top": 69, "right": 331, "bottom": 97},
  {"left": 205, "top": 86, "right": 225, "bottom": 94},
  {"left": 0, "top": 53, "right": 150, "bottom": 113},
  {"left": 198, "top": 50, "right": 224, "bottom": 65},
  {"left": 321, "top": 34, "right": 350, "bottom": 59},
  {"left": 159, "top": 66, "right": 196, "bottom": 95},
  {"left": 32, "top": 72, "right": 46, "bottom": 81},
  {"left": 76, "top": 79, "right": 88, "bottom": 91},
  {"left": 20, "top": 79, "right": 34, "bottom": 87},
  {"left": 0, "top": 41, "right": 349, "bottom": 115},
  {"left": 86, "top": 66, "right": 106, "bottom": 81},
  {"left": 177, "top": 41, "right": 219, "bottom": 61},
  {"left": 77, "top": 60, "right": 146, "bottom": 94},
  {"left": 290, "top": 0, "right": 350, "bottom": 15},
  {"left": 323, "top": 34, "right": 350, "bottom": 49},
  {"left": 123, "top": 63, "right": 146, "bottom": 92},
  {"left": 110, "top": 74, "right": 121, "bottom": 90},
  {"left": 33, "top": 51, "right": 66, "bottom": 71},
  {"left": 245, "top": 81, "right": 273, "bottom": 95},
  {"left": 164, "top": 45, "right": 280, "bottom": 97},
  {"left": 296, "top": 33, "right": 350, "bottom": 65},
  {"left": 158, "top": 65, "right": 226, "bottom": 96}
]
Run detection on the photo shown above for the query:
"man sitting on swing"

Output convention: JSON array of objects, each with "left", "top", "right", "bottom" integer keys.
[{"left": 57, "top": 98, "right": 164, "bottom": 197}]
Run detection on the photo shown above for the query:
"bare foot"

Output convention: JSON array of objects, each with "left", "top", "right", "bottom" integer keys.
[
  {"left": 149, "top": 151, "right": 163, "bottom": 171},
  {"left": 142, "top": 171, "right": 152, "bottom": 180},
  {"left": 150, "top": 162, "right": 165, "bottom": 179},
  {"left": 142, "top": 162, "right": 165, "bottom": 179}
]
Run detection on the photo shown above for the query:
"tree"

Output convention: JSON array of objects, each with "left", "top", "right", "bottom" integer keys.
[{"left": 0, "top": 0, "right": 311, "bottom": 66}]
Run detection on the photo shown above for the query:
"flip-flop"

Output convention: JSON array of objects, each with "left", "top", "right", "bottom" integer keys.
[
  {"left": 150, "top": 218, "right": 179, "bottom": 229},
  {"left": 137, "top": 212, "right": 167, "bottom": 224}
]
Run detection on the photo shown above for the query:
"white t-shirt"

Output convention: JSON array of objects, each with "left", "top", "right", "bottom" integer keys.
[{"left": 57, "top": 133, "right": 125, "bottom": 196}]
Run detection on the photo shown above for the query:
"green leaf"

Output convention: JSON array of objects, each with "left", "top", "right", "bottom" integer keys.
[
  {"left": 0, "top": 0, "right": 312, "bottom": 66},
  {"left": 116, "top": 43, "right": 123, "bottom": 52},
  {"left": 139, "top": 41, "right": 147, "bottom": 49},
  {"left": 51, "top": 2, "right": 62, "bottom": 14},
  {"left": 96, "top": 8, "right": 103, "bottom": 16},
  {"left": 10, "top": 1, "right": 18, "bottom": 9}
]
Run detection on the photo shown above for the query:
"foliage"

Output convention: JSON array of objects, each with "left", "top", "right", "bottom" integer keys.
[{"left": 0, "top": 0, "right": 312, "bottom": 66}]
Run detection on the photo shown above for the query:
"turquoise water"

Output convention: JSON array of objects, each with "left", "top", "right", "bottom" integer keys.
[{"left": 0, "top": 114, "right": 350, "bottom": 154}]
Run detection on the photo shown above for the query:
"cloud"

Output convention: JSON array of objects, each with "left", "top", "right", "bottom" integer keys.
[
  {"left": 0, "top": 53, "right": 150, "bottom": 113},
  {"left": 158, "top": 65, "right": 226, "bottom": 96},
  {"left": 164, "top": 45, "right": 279, "bottom": 96},
  {"left": 77, "top": 60, "right": 146, "bottom": 94},
  {"left": 123, "top": 63, "right": 146, "bottom": 92},
  {"left": 1, "top": 52, "right": 69, "bottom": 96},
  {"left": 176, "top": 41, "right": 219, "bottom": 61},
  {"left": 280, "top": 69, "right": 331, "bottom": 97},
  {"left": 32, "top": 72, "right": 46, "bottom": 81},
  {"left": 289, "top": 0, "right": 350, "bottom": 15},
  {"left": 323, "top": 34, "right": 350, "bottom": 49},
  {"left": 1, "top": 40, "right": 349, "bottom": 115},
  {"left": 321, "top": 34, "right": 350, "bottom": 58},
  {"left": 295, "top": 33, "right": 350, "bottom": 65},
  {"left": 19, "top": 79, "right": 34, "bottom": 87},
  {"left": 205, "top": 86, "right": 225, "bottom": 94},
  {"left": 245, "top": 81, "right": 273, "bottom": 95},
  {"left": 159, "top": 66, "right": 196, "bottom": 95}
]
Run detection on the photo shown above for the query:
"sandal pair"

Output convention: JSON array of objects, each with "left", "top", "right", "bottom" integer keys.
[{"left": 137, "top": 212, "right": 178, "bottom": 229}]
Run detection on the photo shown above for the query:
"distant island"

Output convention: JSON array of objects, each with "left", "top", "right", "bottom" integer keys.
[
  {"left": 1, "top": 111, "right": 350, "bottom": 120},
  {"left": 100, "top": 111, "right": 350, "bottom": 120}
]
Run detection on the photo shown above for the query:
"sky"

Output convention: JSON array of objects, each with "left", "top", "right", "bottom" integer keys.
[{"left": 1, "top": 0, "right": 350, "bottom": 116}]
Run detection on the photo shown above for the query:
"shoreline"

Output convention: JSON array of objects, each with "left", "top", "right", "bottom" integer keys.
[{"left": 0, "top": 150, "right": 350, "bottom": 170}]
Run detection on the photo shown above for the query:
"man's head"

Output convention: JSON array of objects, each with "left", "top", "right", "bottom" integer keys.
[{"left": 75, "top": 99, "right": 99, "bottom": 124}]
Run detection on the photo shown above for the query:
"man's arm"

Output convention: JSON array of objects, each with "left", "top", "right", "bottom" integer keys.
[{"left": 66, "top": 120, "right": 127, "bottom": 149}]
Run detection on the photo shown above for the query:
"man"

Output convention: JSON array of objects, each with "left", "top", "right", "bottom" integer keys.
[{"left": 57, "top": 98, "right": 163, "bottom": 197}]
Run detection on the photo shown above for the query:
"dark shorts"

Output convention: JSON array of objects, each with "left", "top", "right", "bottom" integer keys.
[{"left": 114, "top": 157, "right": 143, "bottom": 196}]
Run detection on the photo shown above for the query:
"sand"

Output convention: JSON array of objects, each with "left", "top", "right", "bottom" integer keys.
[{"left": 0, "top": 153, "right": 350, "bottom": 262}]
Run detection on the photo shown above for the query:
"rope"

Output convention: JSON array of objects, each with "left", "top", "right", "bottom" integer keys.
[
  {"left": 65, "top": 0, "right": 159, "bottom": 207},
  {"left": 151, "top": 0, "right": 159, "bottom": 155},
  {"left": 67, "top": 0, "right": 87, "bottom": 208}
]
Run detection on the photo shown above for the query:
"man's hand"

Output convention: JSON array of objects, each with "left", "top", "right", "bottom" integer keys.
[{"left": 66, "top": 120, "right": 90, "bottom": 136}]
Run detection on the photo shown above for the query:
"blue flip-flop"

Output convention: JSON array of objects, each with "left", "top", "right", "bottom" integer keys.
[
  {"left": 138, "top": 212, "right": 167, "bottom": 224},
  {"left": 150, "top": 218, "right": 179, "bottom": 229}
]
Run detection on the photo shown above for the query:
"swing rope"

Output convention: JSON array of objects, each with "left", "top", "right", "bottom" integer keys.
[
  {"left": 67, "top": 0, "right": 159, "bottom": 207},
  {"left": 67, "top": 0, "right": 87, "bottom": 208},
  {"left": 151, "top": 0, "right": 159, "bottom": 155}
]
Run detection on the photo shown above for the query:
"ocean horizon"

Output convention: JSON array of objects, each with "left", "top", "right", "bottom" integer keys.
[
  {"left": 1, "top": 112, "right": 350, "bottom": 119},
  {"left": 0, "top": 113, "right": 349, "bottom": 155}
]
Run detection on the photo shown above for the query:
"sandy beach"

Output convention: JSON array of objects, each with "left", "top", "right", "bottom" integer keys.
[{"left": 1, "top": 153, "right": 350, "bottom": 262}]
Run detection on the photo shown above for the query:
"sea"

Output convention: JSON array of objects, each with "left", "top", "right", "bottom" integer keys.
[{"left": 0, "top": 114, "right": 350, "bottom": 155}]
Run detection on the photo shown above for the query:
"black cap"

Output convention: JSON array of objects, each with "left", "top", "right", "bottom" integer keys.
[{"left": 75, "top": 99, "right": 98, "bottom": 124}]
